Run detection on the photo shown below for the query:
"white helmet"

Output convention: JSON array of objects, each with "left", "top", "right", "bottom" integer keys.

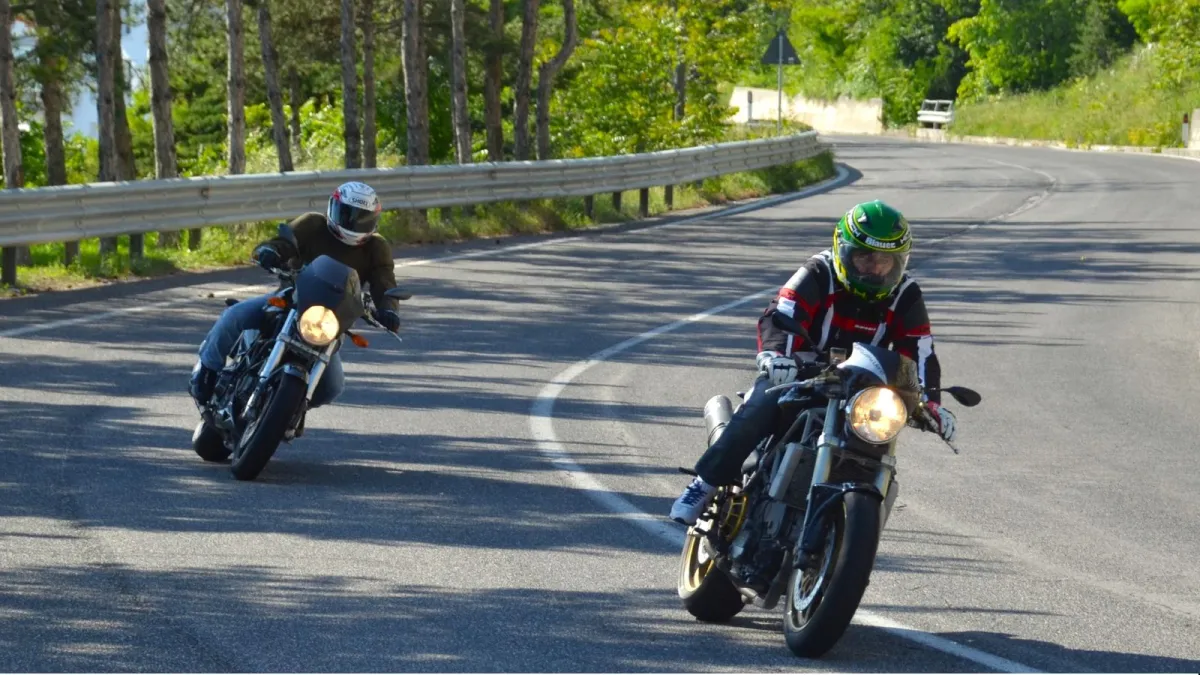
[{"left": 326, "top": 181, "right": 382, "bottom": 246}]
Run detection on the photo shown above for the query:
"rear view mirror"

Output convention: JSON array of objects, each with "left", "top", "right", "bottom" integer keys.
[
  {"left": 944, "top": 386, "right": 982, "bottom": 407},
  {"left": 385, "top": 287, "right": 413, "bottom": 301}
]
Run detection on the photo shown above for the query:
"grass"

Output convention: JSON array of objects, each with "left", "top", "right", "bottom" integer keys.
[
  {"left": 949, "top": 47, "right": 1200, "bottom": 148},
  {"left": 3, "top": 144, "right": 836, "bottom": 296}
]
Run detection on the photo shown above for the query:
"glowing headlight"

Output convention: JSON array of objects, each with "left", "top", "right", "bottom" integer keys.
[
  {"left": 847, "top": 386, "right": 908, "bottom": 444},
  {"left": 298, "top": 305, "right": 339, "bottom": 346}
]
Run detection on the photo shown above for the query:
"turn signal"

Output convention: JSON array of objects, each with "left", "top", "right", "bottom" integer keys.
[
  {"left": 267, "top": 296, "right": 287, "bottom": 308},
  {"left": 349, "top": 332, "right": 369, "bottom": 348}
]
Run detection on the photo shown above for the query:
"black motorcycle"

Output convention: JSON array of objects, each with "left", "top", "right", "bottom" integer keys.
[
  {"left": 191, "top": 223, "right": 411, "bottom": 481},
  {"left": 676, "top": 315, "right": 981, "bottom": 657}
]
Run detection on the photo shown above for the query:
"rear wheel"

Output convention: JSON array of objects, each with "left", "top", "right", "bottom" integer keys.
[
  {"left": 678, "top": 489, "right": 748, "bottom": 623},
  {"left": 782, "top": 491, "right": 881, "bottom": 658},
  {"left": 192, "top": 421, "right": 230, "bottom": 462},
  {"left": 230, "top": 374, "right": 307, "bottom": 481}
]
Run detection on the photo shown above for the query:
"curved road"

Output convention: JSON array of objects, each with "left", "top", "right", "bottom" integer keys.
[{"left": 1, "top": 137, "right": 1198, "bottom": 672}]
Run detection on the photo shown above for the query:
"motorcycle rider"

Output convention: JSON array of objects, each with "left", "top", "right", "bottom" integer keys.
[
  {"left": 670, "top": 200, "right": 958, "bottom": 525},
  {"left": 188, "top": 181, "right": 403, "bottom": 412}
]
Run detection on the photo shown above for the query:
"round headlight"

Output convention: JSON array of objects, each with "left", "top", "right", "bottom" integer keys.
[
  {"left": 298, "top": 305, "right": 339, "bottom": 346},
  {"left": 847, "top": 386, "right": 908, "bottom": 444}
]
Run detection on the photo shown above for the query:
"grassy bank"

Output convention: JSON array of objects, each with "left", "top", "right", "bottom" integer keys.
[
  {"left": 6, "top": 149, "right": 835, "bottom": 296},
  {"left": 950, "top": 48, "right": 1200, "bottom": 148}
]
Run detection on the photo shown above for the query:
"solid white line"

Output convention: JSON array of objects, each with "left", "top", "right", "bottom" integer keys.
[
  {"left": 526, "top": 167, "right": 1053, "bottom": 671},
  {"left": 0, "top": 165, "right": 853, "bottom": 340}
]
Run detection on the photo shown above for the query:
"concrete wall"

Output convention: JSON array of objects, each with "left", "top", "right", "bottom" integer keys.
[
  {"left": 728, "top": 86, "right": 884, "bottom": 135},
  {"left": 1190, "top": 108, "right": 1200, "bottom": 149}
]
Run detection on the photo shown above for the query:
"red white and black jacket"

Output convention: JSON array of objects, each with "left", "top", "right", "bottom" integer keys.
[{"left": 757, "top": 250, "right": 942, "bottom": 403}]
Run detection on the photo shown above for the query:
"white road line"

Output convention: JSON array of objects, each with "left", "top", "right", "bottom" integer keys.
[
  {"left": 527, "top": 163, "right": 1056, "bottom": 672},
  {"left": 0, "top": 165, "right": 853, "bottom": 340}
]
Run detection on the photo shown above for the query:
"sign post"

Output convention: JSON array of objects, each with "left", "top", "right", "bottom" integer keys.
[{"left": 760, "top": 30, "right": 799, "bottom": 133}]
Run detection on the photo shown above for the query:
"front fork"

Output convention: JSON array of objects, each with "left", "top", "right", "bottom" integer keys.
[{"left": 241, "top": 310, "right": 339, "bottom": 417}]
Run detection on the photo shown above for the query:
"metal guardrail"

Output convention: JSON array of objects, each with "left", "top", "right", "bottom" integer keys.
[
  {"left": 917, "top": 100, "right": 955, "bottom": 128},
  {"left": 0, "top": 132, "right": 826, "bottom": 248}
]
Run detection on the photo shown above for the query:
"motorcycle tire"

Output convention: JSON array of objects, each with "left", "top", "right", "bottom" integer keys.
[
  {"left": 782, "top": 490, "right": 881, "bottom": 658},
  {"left": 192, "top": 420, "right": 231, "bottom": 462},
  {"left": 230, "top": 373, "right": 306, "bottom": 481}
]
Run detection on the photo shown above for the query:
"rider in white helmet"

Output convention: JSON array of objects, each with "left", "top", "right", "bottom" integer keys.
[{"left": 189, "top": 181, "right": 402, "bottom": 410}]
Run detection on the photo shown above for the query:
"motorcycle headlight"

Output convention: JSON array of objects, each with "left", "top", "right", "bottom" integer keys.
[
  {"left": 847, "top": 386, "right": 908, "bottom": 444},
  {"left": 298, "top": 305, "right": 339, "bottom": 346}
]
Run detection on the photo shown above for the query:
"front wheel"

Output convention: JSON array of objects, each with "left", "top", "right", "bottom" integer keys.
[
  {"left": 230, "top": 373, "right": 307, "bottom": 481},
  {"left": 782, "top": 491, "right": 881, "bottom": 658}
]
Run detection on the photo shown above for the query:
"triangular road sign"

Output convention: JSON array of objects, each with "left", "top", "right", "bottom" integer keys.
[{"left": 761, "top": 30, "right": 800, "bottom": 65}]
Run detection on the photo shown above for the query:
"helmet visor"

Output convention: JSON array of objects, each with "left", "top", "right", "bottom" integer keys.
[
  {"left": 838, "top": 245, "right": 908, "bottom": 296},
  {"left": 329, "top": 199, "right": 380, "bottom": 234}
]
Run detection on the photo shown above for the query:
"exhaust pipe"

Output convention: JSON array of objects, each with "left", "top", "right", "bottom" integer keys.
[{"left": 703, "top": 395, "right": 734, "bottom": 447}]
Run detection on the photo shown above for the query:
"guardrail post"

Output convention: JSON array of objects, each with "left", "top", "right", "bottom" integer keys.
[
  {"left": 665, "top": 185, "right": 674, "bottom": 209},
  {"left": 130, "top": 234, "right": 144, "bottom": 261},
  {"left": 189, "top": 228, "right": 203, "bottom": 250},
  {"left": 639, "top": 188, "right": 649, "bottom": 218},
  {"left": 584, "top": 195, "right": 594, "bottom": 220},
  {"left": 1, "top": 247, "right": 15, "bottom": 287},
  {"left": 612, "top": 191, "right": 622, "bottom": 212},
  {"left": 64, "top": 242, "right": 79, "bottom": 265}
]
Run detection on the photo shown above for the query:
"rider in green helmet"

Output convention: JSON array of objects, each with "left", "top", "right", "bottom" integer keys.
[{"left": 670, "top": 200, "right": 957, "bottom": 525}]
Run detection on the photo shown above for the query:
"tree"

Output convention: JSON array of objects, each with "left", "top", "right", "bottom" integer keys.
[
  {"left": 339, "top": 0, "right": 361, "bottom": 169},
  {"left": 483, "top": 0, "right": 504, "bottom": 161},
  {"left": 146, "top": 0, "right": 183, "bottom": 247},
  {"left": 112, "top": 0, "right": 143, "bottom": 258},
  {"left": 95, "top": 0, "right": 119, "bottom": 255},
  {"left": 401, "top": 0, "right": 429, "bottom": 165},
  {"left": 226, "top": 0, "right": 247, "bottom": 175},
  {"left": 255, "top": 0, "right": 293, "bottom": 172},
  {"left": 288, "top": 65, "right": 302, "bottom": 159},
  {"left": 449, "top": 0, "right": 471, "bottom": 163},
  {"left": 360, "top": 0, "right": 377, "bottom": 168},
  {"left": 513, "top": 0, "right": 539, "bottom": 160},
  {"left": 0, "top": 0, "right": 26, "bottom": 275},
  {"left": 535, "top": 0, "right": 577, "bottom": 160}
]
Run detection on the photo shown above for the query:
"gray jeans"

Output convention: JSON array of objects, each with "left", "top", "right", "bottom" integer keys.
[{"left": 198, "top": 294, "right": 344, "bottom": 408}]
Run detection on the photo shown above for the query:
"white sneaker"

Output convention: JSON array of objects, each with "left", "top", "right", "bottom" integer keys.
[{"left": 670, "top": 477, "right": 718, "bottom": 525}]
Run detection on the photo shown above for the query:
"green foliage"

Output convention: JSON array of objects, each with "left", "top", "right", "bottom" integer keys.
[{"left": 950, "top": 46, "right": 1199, "bottom": 146}]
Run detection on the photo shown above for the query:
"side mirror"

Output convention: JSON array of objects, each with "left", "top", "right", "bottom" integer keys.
[
  {"left": 771, "top": 312, "right": 812, "bottom": 346},
  {"left": 277, "top": 222, "right": 300, "bottom": 251},
  {"left": 385, "top": 287, "right": 413, "bottom": 301},
  {"left": 943, "top": 386, "right": 982, "bottom": 407}
]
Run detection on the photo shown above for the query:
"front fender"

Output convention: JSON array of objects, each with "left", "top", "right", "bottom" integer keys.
[
  {"left": 281, "top": 363, "right": 309, "bottom": 384},
  {"left": 797, "top": 482, "right": 884, "bottom": 557}
]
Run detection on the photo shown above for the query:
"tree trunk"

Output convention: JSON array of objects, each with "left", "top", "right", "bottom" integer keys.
[
  {"left": 483, "top": 0, "right": 504, "bottom": 162},
  {"left": 288, "top": 65, "right": 302, "bottom": 159},
  {"left": 339, "top": 0, "right": 361, "bottom": 169},
  {"left": 535, "top": 0, "right": 576, "bottom": 161},
  {"left": 147, "top": 0, "right": 181, "bottom": 248},
  {"left": 95, "top": 0, "right": 119, "bottom": 256},
  {"left": 449, "top": 0, "right": 471, "bottom": 163},
  {"left": 513, "top": 0, "right": 539, "bottom": 160},
  {"left": 226, "top": 0, "right": 246, "bottom": 176},
  {"left": 361, "top": 0, "right": 377, "bottom": 168},
  {"left": 401, "top": 0, "right": 428, "bottom": 166},
  {"left": 112, "top": 0, "right": 143, "bottom": 260},
  {"left": 0, "top": 0, "right": 26, "bottom": 278},
  {"left": 478, "top": 0, "right": 505, "bottom": 164},
  {"left": 257, "top": 0, "right": 293, "bottom": 172},
  {"left": 672, "top": 0, "right": 685, "bottom": 121},
  {"left": 40, "top": 64, "right": 78, "bottom": 263}
]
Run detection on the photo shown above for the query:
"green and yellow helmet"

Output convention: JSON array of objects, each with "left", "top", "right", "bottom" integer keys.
[{"left": 832, "top": 200, "right": 912, "bottom": 302}]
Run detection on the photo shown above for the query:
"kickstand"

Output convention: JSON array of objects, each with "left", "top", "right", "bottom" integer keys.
[{"left": 677, "top": 466, "right": 698, "bottom": 477}]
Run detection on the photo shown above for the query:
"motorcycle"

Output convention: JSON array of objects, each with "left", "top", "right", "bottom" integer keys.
[
  {"left": 191, "top": 223, "right": 412, "bottom": 481},
  {"left": 676, "top": 314, "right": 981, "bottom": 658}
]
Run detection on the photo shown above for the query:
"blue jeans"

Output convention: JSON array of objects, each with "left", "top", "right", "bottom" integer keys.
[{"left": 198, "top": 294, "right": 344, "bottom": 408}]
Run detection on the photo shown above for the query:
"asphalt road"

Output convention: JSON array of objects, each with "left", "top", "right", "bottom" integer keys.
[{"left": 1, "top": 136, "right": 1198, "bottom": 672}]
